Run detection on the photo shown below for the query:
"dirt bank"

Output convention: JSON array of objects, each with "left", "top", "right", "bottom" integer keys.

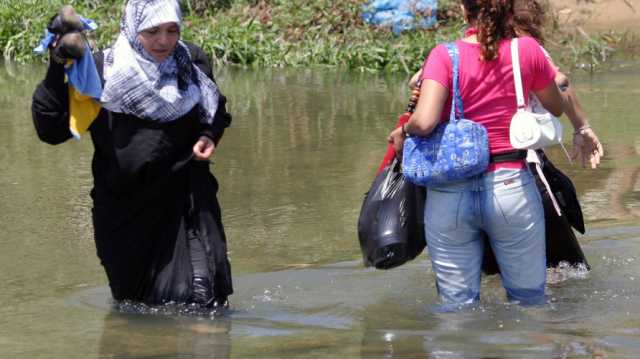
[{"left": 551, "top": 0, "right": 640, "bottom": 32}]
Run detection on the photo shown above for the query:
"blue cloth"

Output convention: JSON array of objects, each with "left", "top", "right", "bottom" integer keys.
[
  {"left": 33, "top": 32, "right": 56, "bottom": 54},
  {"left": 33, "top": 17, "right": 97, "bottom": 53},
  {"left": 362, "top": 0, "right": 437, "bottom": 35},
  {"left": 66, "top": 45, "right": 102, "bottom": 99},
  {"left": 33, "top": 16, "right": 101, "bottom": 99},
  {"left": 402, "top": 43, "right": 490, "bottom": 186},
  {"left": 424, "top": 168, "right": 546, "bottom": 307}
]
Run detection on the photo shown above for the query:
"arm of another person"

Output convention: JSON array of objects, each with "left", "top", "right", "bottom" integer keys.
[
  {"left": 525, "top": 39, "right": 565, "bottom": 117},
  {"left": 562, "top": 82, "right": 604, "bottom": 168},
  {"left": 535, "top": 71, "right": 603, "bottom": 169},
  {"left": 531, "top": 82, "right": 563, "bottom": 117},
  {"left": 544, "top": 48, "right": 603, "bottom": 168}
]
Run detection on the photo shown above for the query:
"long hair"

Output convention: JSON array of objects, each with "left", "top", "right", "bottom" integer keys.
[
  {"left": 510, "top": 0, "right": 547, "bottom": 44},
  {"left": 462, "top": 0, "right": 514, "bottom": 61}
]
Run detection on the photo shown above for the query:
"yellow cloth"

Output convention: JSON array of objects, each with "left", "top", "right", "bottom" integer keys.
[{"left": 69, "top": 85, "right": 101, "bottom": 139}]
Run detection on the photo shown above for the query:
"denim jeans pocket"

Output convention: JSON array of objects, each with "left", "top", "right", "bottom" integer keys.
[
  {"left": 491, "top": 179, "right": 542, "bottom": 227},
  {"left": 426, "top": 189, "right": 462, "bottom": 231}
]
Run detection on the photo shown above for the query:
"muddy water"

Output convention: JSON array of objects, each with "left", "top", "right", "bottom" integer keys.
[{"left": 1, "top": 61, "right": 640, "bottom": 358}]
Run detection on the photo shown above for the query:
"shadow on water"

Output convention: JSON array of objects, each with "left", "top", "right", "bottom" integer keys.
[{"left": 2, "top": 61, "right": 640, "bottom": 358}]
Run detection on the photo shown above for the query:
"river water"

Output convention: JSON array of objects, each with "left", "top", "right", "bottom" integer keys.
[{"left": 1, "top": 61, "right": 640, "bottom": 358}]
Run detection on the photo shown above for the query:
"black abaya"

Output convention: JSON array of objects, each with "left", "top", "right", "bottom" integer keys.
[{"left": 31, "top": 43, "right": 233, "bottom": 305}]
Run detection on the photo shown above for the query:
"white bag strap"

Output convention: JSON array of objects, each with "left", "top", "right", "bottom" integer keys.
[
  {"left": 510, "top": 38, "right": 526, "bottom": 109},
  {"left": 513, "top": 38, "right": 574, "bottom": 164},
  {"left": 527, "top": 150, "right": 562, "bottom": 216}
]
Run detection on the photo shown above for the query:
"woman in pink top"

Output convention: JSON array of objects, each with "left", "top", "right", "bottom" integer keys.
[{"left": 388, "top": 0, "right": 565, "bottom": 307}]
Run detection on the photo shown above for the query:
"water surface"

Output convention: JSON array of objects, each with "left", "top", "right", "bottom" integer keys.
[{"left": 1, "top": 61, "right": 640, "bottom": 358}]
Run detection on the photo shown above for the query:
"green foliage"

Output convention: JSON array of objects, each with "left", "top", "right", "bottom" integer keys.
[
  {"left": 0, "top": 0, "right": 461, "bottom": 72},
  {"left": 184, "top": 0, "right": 232, "bottom": 15},
  {"left": 0, "top": 0, "right": 121, "bottom": 62},
  {"left": 0, "top": 0, "right": 634, "bottom": 73},
  {"left": 181, "top": 0, "right": 463, "bottom": 72},
  {"left": 543, "top": 6, "right": 639, "bottom": 74},
  {"left": 551, "top": 28, "right": 638, "bottom": 73}
]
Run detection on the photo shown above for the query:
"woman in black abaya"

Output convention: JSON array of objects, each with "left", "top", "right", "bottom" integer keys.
[{"left": 32, "top": 0, "right": 233, "bottom": 308}]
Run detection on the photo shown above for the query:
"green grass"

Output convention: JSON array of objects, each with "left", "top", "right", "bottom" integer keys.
[
  {"left": 0, "top": 0, "right": 636, "bottom": 73},
  {"left": 0, "top": 0, "right": 122, "bottom": 62},
  {"left": 551, "top": 28, "right": 639, "bottom": 74}
]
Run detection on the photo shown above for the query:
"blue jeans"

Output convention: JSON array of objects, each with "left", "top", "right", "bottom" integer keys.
[{"left": 424, "top": 168, "right": 546, "bottom": 306}]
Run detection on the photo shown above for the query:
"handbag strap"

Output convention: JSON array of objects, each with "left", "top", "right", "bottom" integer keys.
[
  {"left": 511, "top": 39, "right": 573, "bottom": 162},
  {"left": 510, "top": 38, "right": 526, "bottom": 109},
  {"left": 445, "top": 42, "right": 463, "bottom": 122}
]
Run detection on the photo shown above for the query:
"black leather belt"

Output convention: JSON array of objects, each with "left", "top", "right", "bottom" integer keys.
[{"left": 490, "top": 150, "right": 527, "bottom": 163}]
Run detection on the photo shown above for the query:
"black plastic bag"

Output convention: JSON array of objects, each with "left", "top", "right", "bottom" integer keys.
[
  {"left": 357, "top": 160, "right": 427, "bottom": 269},
  {"left": 537, "top": 150, "right": 585, "bottom": 234}
]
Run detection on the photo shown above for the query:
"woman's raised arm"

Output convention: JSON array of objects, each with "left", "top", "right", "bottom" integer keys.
[{"left": 31, "top": 61, "right": 73, "bottom": 144}]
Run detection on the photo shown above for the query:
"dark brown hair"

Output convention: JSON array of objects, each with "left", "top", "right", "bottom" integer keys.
[
  {"left": 461, "top": 0, "right": 514, "bottom": 61},
  {"left": 510, "top": 0, "right": 547, "bottom": 44}
]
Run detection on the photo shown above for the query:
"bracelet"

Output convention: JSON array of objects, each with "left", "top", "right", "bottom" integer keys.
[{"left": 573, "top": 125, "right": 591, "bottom": 135}]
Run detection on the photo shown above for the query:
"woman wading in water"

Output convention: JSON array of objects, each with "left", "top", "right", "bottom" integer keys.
[
  {"left": 388, "top": 0, "right": 567, "bottom": 306},
  {"left": 32, "top": 0, "right": 233, "bottom": 309}
]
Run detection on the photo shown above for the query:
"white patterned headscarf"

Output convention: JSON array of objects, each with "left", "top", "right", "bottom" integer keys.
[{"left": 101, "top": 0, "right": 218, "bottom": 124}]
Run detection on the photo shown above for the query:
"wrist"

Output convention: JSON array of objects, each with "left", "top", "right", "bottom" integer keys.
[{"left": 573, "top": 124, "right": 591, "bottom": 135}]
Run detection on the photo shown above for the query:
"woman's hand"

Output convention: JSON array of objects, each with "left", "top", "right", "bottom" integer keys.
[
  {"left": 409, "top": 69, "right": 423, "bottom": 90},
  {"left": 555, "top": 72, "right": 569, "bottom": 90},
  {"left": 388, "top": 127, "right": 406, "bottom": 159},
  {"left": 193, "top": 136, "right": 215, "bottom": 161},
  {"left": 572, "top": 127, "right": 604, "bottom": 169}
]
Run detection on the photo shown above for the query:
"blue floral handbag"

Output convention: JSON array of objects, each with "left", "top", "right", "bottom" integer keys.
[{"left": 402, "top": 43, "right": 489, "bottom": 186}]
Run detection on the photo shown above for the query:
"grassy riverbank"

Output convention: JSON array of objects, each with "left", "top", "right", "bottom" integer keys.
[{"left": 1, "top": 0, "right": 637, "bottom": 73}]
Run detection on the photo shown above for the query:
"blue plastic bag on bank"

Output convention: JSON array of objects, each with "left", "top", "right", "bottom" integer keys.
[
  {"left": 362, "top": 0, "right": 438, "bottom": 34},
  {"left": 357, "top": 160, "right": 426, "bottom": 270}
]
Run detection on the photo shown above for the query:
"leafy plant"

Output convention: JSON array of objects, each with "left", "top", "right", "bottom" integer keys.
[{"left": 0, "top": 0, "right": 634, "bottom": 73}]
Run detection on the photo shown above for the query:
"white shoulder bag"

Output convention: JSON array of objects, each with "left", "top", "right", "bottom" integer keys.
[{"left": 509, "top": 38, "right": 568, "bottom": 157}]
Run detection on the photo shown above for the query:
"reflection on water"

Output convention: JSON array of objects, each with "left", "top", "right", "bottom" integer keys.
[
  {"left": 100, "top": 312, "right": 231, "bottom": 359},
  {"left": 1, "top": 61, "right": 640, "bottom": 358}
]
